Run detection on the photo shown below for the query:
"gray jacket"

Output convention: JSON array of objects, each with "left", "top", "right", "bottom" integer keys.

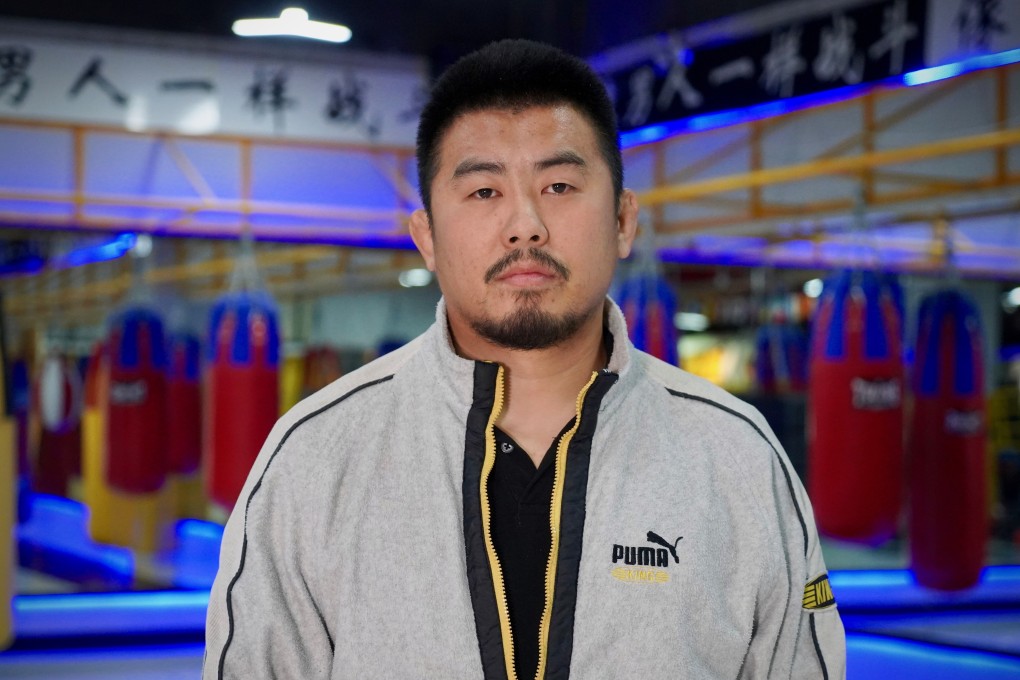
[{"left": 205, "top": 298, "right": 845, "bottom": 679}]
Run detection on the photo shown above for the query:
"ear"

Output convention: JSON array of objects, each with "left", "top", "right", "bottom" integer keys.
[
  {"left": 615, "top": 189, "right": 639, "bottom": 259},
  {"left": 408, "top": 208, "right": 436, "bottom": 271}
]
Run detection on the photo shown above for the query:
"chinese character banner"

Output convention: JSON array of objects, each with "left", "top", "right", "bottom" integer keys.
[
  {"left": 0, "top": 34, "right": 427, "bottom": 146},
  {"left": 607, "top": 0, "right": 1019, "bottom": 132},
  {"left": 926, "top": 0, "right": 1020, "bottom": 65}
]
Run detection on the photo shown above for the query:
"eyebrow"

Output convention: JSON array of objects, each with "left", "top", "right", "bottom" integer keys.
[
  {"left": 450, "top": 150, "right": 588, "bottom": 180},
  {"left": 452, "top": 159, "right": 505, "bottom": 179},
  {"left": 535, "top": 150, "right": 587, "bottom": 172}
]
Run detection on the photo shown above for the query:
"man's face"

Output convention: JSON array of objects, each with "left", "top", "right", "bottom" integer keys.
[{"left": 409, "top": 104, "right": 638, "bottom": 351}]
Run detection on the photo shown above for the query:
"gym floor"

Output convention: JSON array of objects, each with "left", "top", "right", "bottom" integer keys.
[{"left": 2, "top": 497, "right": 1019, "bottom": 679}]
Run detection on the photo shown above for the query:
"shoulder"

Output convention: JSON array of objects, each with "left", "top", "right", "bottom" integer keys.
[
  {"left": 633, "top": 350, "right": 781, "bottom": 454},
  {"left": 271, "top": 332, "right": 426, "bottom": 443},
  {"left": 631, "top": 349, "right": 812, "bottom": 555}
]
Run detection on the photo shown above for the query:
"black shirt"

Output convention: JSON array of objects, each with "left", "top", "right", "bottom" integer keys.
[{"left": 489, "top": 422, "right": 573, "bottom": 680}]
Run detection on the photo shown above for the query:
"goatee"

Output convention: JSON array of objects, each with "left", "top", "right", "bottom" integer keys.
[{"left": 470, "top": 292, "right": 588, "bottom": 351}]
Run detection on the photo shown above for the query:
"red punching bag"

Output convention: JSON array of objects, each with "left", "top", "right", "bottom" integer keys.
[
  {"left": 808, "top": 270, "right": 904, "bottom": 544},
  {"left": 34, "top": 353, "right": 83, "bottom": 497},
  {"left": 207, "top": 291, "right": 279, "bottom": 511},
  {"left": 106, "top": 307, "right": 168, "bottom": 494},
  {"left": 166, "top": 332, "right": 202, "bottom": 476},
  {"left": 910, "top": 290, "right": 987, "bottom": 590}
]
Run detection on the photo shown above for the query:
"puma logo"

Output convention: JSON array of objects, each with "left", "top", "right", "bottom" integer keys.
[
  {"left": 610, "top": 530, "right": 683, "bottom": 568},
  {"left": 646, "top": 531, "right": 683, "bottom": 564}
]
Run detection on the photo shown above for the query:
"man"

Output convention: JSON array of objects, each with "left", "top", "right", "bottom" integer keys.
[{"left": 205, "top": 39, "right": 845, "bottom": 679}]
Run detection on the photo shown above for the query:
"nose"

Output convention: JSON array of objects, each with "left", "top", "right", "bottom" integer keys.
[{"left": 503, "top": 195, "right": 549, "bottom": 248}]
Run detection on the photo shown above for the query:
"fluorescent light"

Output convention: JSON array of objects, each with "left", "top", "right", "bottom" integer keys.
[
  {"left": 1004, "top": 286, "right": 1020, "bottom": 312},
  {"left": 675, "top": 311, "right": 709, "bottom": 332},
  {"left": 803, "top": 278, "right": 824, "bottom": 299},
  {"left": 398, "top": 268, "right": 433, "bottom": 288},
  {"left": 232, "top": 7, "right": 352, "bottom": 43}
]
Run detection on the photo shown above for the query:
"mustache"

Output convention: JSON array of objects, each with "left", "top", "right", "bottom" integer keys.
[{"left": 484, "top": 248, "right": 571, "bottom": 284}]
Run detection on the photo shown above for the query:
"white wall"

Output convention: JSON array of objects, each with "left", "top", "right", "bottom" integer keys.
[{"left": 301, "top": 285, "right": 441, "bottom": 351}]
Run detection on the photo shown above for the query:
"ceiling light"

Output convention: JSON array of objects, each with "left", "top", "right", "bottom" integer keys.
[
  {"left": 232, "top": 8, "right": 352, "bottom": 43},
  {"left": 132, "top": 233, "right": 153, "bottom": 258},
  {"left": 803, "top": 278, "right": 824, "bottom": 299}
]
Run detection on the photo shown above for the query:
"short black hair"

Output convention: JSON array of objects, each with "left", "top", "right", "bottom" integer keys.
[{"left": 415, "top": 39, "right": 623, "bottom": 215}]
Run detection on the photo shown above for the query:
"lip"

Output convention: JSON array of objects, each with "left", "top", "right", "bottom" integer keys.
[{"left": 495, "top": 264, "right": 559, "bottom": 286}]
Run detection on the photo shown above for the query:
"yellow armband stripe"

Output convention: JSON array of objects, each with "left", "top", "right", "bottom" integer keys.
[{"left": 802, "top": 573, "right": 836, "bottom": 610}]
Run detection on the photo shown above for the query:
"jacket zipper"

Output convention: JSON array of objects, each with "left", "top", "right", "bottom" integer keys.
[
  {"left": 534, "top": 370, "right": 599, "bottom": 680},
  {"left": 480, "top": 367, "right": 600, "bottom": 680},
  {"left": 479, "top": 365, "right": 517, "bottom": 679}
]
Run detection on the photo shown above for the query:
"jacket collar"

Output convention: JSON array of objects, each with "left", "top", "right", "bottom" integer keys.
[{"left": 420, "top": 296, "right": 638, "bottom": 412}]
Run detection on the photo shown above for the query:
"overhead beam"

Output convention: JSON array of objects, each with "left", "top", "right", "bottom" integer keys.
[{"left": 639, "top": 127, "right": 1020, "bottom": 205}]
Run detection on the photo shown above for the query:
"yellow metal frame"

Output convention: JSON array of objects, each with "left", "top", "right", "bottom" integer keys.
[
  {"left": 629, "top": 63, "right": 1020, "bottom": 237},
  {"left": 0, "top": 118, "right": 416, "bottom": 240}
]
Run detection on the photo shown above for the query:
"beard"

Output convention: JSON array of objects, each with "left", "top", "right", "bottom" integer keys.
[{"left": 469, "top": 291, "right": 590, "bottom": 351}]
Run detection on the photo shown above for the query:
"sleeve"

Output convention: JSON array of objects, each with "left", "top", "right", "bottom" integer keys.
[
  {"left": 788, "top": 501, "right": 847, "bottom": 680},
  {"left": 739, "top": 433, "right": 847, "bottom": 679},
  {"left": 203, "top": 424, "right": 335, "bottom": 680}
]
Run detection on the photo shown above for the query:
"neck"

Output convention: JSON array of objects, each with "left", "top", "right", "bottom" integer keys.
[{"left": 447, "top": 302, "right": 607, "bottom": 466}]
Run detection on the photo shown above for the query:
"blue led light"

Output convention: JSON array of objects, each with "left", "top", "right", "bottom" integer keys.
[
  {"left": 847, "top": 633, "right": 1020, "bottom": 678},
  {"left": 904, "top": 48, "right": 1020, "bottom": 87},
  {"left": 13, "top": 591, "right": 211, "bottom": 638},
  {"left": 32, "top": 493, "right": 85, "bottom": 518},
  {"left": 830, "top": 566, "right": 1020, "bottom": 612},
  {"left": 176, "top": 519, "right": 225, "bottom": 543},
  {"left": 903, "top": 62, "right": 965, "bottom": 86},
  {"left": 984, "top": 565, "right": 1020, "bottom": 583},
  {"left": 830, "top": 569, "right": 916, "bottom": 589},
  {"left": 15, "top": 590, "right": 210, "bottom": 613},
  {"left": 54, "top": 233, "right": 137, "bottom": 268},
  {"left": 18, "top": 494, "right": 135, "bottom": 579},
  {"left": 622, "top": 124, "right": 671, "bottom": 146},
  {"left": 621, "top": 82, "right": 869, "bottom": 145}
]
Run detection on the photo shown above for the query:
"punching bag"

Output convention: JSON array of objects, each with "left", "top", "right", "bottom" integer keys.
[
  {"left": 166, "top": 332, "right": 202, "bottom": 477},
  {"left": 808, "top": 270, "right": 904, "bottom": 544},
  {"left": 34, "top": 353, "right": 83, "bottom": 497},
  {"left": 910, "top": 289, "right": 987, "bottom": 590},
  {"left": 166, "top": 331, "right": 205, "bottom": 518},
  {"left": 615, "top": 267, "right": 679, "bottom": 366},
  {"left": 207, "top": 290, "right": 279, "bottom": 511},
  {"left": 755, "top": 323, "right": 808, "bottom": 394},
  {"left": 106, "top": 307, "right": 168, "bottom": 494}
]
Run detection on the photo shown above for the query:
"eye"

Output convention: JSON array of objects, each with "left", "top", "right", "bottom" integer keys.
[
  {"left": 545, "top": 182, "right": 572, "bottom": 195},
  {"left": 472, "top": 187, "right": 496, "bottom": 199}
]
